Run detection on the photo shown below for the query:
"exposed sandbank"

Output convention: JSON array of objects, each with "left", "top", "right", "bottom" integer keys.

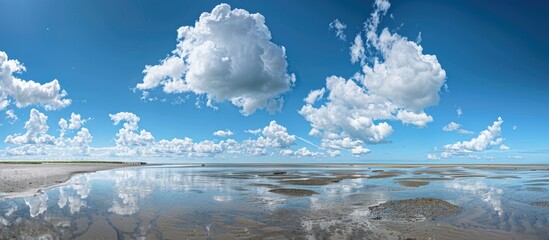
[{"left": 0, "top": 162, "right": 130, "bottom": 198}]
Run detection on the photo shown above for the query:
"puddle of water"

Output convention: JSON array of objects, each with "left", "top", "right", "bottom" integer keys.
[{"left": 0, "top": 166, "right": 548, "bottom": 239}]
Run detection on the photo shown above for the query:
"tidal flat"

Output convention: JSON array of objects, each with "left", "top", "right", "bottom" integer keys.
[{"left": 1, "top": 164, "right": 549, "bottom": 239}]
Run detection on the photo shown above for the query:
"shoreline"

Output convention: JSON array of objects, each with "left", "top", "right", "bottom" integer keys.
[
  {"left": 1, "top": 162, "right": 548, "bottom": 199},
  {"left": 0, "top": 162, "right": 132, "bottom": 199}
]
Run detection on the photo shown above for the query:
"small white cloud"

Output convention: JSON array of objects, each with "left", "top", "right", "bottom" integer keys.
[
  {"left": 442, "top": 122, "right": 474, "bottom": 134},
  {"left": 350, "top": 145, "right": 370, "bottom": 155},
  {"left": 327, "top": 150, "right": 341, "bottom": 157},
  {"left": 350, "top": 34, "right": 365, "bottom": 65},
  {"left": 508, "top": 155, "right": 523, "bottom": 159},
  {"left": 500, "top": 144, "right": 510, "bottom": 150},
  {"left": 245, "top": 128, "right": 261, "bottom": 135},
  {"left": 329, "top": 19, "right": 347, "bottom": 41},
  {"left": 279, "top": 147, "right": 322, "bottom": 157},
  {"left": 456, "top": 107, "right": 463, "bottom": 117},
  {"left": 5, "top": 109, "right": 17, "bottom": 123},
  {"left": 430, "top": 117, "right": 506, "bottom": 159},
  {"left": 213, "top": 130, "right": 234, "bottom": 137},
  {"left": 280, "top": 149, "right": 293, "bottom": 156},
  {"left": 136, "top": 4, "right": 295, "bottom": 116},
  {"left": 443, "top": 117, "right": 504, "bottom": 153},
  {"left": 415, "top": 32, "right": 422, "bottom": 44},
  {"left": 294, "top": 147, "right": 322, "bottom": 157},
  {"left": 512, "top": 125, "right": 517, "bottom": 130},
  {"left": 442, "top": 122, "right": 460, "bottom": 132}
]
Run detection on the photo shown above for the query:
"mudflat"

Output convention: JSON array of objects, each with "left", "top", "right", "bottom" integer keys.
[{"left": 0, "top": 163, "right": 128, "bottom": 198}]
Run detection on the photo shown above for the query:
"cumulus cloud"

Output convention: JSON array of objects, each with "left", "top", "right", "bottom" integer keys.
[
  {"left": 443, "top": 117, "right": 504, "bottom": 153},
  {"left": 361, "top": 28, "right": 446, "bottom": 112},
  {"left": 260, "top": 121, "right": 296, "bottom": 148},
  {"left": 280, "top": 147, "right": 322, "bottom": 157},
  {"left": 320, "top": 137, "right": 370, "bottom": 156},
  {"left": 68, "top": 113, "right": 84, "bottom": 129},
  {"left": 4, "top": 109, "right": 93, "bottom": 156},
  {"left": 104, "top": 114, "right": 312, "bottom": 158},
  {"left": 329, "top": 19, "right": 347, "bottom": 41},
  {"left": 5, "top": 109, "right": 55, "bottom": 145},
  {"left": 0, "top": 51, "right": 71, "bottom": 110},
  {"left": 241, "top": 120, "right": 299, "bottom": 156},
  {"left": 456, "top": 107, "right": 463, "bottom": 117},
  {"left": 1, "top": 111, "right": 332, "bottom": 159},
  {"left": 213, "top": 129, "right": 234, "bottom": 137},
  {"left": 70, "top": 128, "right": 93, "bottom": 154},
  {"left": 109, "top": 112, "right": 154, "bottom": 156},
  {"left": 295, "top": 147, "right": 318, "bottom": 157},
  {"left": 442, "top": 122, "right": 474, "bottom": 134},
  {"left": 136, "top": 4, "right": 295, "bottom": 116},
  {"left": 429, "top": 117, "right": 508, "bottom": 159},
  {"left": 299, "top": 0, "right": 446, "bottom": 156}
]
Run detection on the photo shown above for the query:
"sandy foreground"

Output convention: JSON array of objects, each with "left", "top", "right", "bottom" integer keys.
[{"left": 0, "top": 163, "right": 128, "bottom": 198}]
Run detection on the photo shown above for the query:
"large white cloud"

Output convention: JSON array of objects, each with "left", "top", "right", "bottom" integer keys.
[
  {"left": 299, "top": 0, "right": 445, "bottom": 155},
  {"left": 136, "top": 4, "right": 295, "bottom": 116},
  {"left": 362, "top": 28, "right": 446, "bottom": 112},
  {"left": 0, "top": 51, "right": 71, "bottom": 110}
]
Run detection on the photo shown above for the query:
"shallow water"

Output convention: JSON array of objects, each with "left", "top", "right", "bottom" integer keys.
[{"left": 1, "top": 165, "right": 548, "bottom": 239}]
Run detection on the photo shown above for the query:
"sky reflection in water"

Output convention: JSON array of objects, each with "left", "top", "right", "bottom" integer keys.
[{"left": 1, "top": 166, "right": 548, "bottom": 239}]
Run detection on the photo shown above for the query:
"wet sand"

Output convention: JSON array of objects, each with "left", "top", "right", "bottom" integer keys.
[
  {"left": 0, "top": 163, "right": 128, "bottom": 198},
  {"left": 397, "top": 180, "right": 430, "bottom": 187},
  {"left": 369, "top": 198, "right": 462, "bottom": 221},
  {"left": 1, "top": 164, "right": 549, "bottom": 239},
  {"left": 269, "top": 188, "right": 318, "bottom": 196}
]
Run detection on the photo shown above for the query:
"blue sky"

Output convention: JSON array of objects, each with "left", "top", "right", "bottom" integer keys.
[{"left": 0, "top": 0, "right": 547, "bottom": 163}]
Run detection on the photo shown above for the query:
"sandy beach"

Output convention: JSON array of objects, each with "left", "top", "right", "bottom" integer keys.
[{"left": 0, "top": 163, "right": 129, "bottom": 198}]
